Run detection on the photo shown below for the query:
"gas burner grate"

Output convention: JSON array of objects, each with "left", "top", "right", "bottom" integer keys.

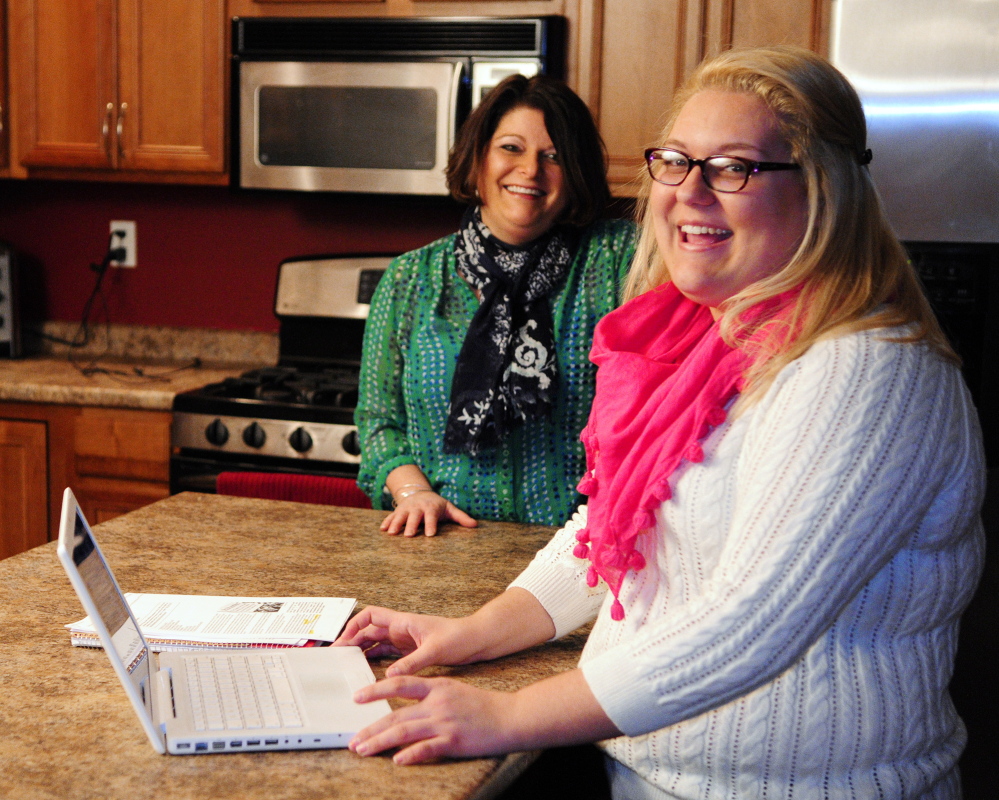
[{"left": 199, "top": 366, "right": 360, "bottom": 410}]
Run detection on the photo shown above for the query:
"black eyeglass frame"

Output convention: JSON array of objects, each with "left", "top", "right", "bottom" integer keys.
[{"left": 644, "top": 148, "right": 801, "bottom": 192}]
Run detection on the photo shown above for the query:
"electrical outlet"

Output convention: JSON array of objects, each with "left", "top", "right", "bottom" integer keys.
[{"left": 109, "top": 220, "right": 137, "bottom": 268}]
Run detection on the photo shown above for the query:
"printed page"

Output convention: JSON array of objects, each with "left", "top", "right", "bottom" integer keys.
[{"left": 67, "top": 594, "right": 357, "bottom": 645}]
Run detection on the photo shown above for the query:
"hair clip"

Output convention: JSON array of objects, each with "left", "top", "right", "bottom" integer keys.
[{"left": 859, "top": 149, "right": 873, "bottom": 166}]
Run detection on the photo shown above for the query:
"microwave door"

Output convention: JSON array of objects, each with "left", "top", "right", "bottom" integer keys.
[{"left": 239, "top": 61, "right": 463, "bottom": 195}]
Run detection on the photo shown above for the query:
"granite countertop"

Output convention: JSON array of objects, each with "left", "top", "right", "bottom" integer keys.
[
  {"left": 0, "top": 322, "right": 278, "bottom": 410},
  {"left": 0, "top": 494, "right": 584, "bottom": 800},
  {"left": 0, "top": 356, "right": 253, "bottom": 410}
]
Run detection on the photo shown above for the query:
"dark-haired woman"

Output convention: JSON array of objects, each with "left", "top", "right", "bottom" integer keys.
[{"left": 355, "top": 74, "right": 636, "bottom": 535}]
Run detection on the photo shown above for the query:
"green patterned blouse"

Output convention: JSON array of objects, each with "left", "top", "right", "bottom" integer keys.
[{"left": 355, "top": 218, "right": 637, "bottom": 525}]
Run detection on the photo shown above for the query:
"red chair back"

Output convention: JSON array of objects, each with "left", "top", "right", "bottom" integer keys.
[{"left": 216, "top": 472, "right": 372, "bottom": 509}]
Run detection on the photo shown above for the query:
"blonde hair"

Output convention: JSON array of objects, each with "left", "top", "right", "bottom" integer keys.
[{"left": 626, "top": 46, "right": 956, "bottom": 407}]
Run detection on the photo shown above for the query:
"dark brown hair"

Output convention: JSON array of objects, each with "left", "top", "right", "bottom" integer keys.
[{"left": 446, "top": 74, "right": 611, "bottom": 227}]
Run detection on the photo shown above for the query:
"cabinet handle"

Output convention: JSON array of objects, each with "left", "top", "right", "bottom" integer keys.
[
  {"left": 102, "top": 102, "right": 114, "bottom": 157},
  {"left": 117, "top": 102, "right": 128, "bottom": 158},
  {"left": 0, "top": 102, "right": 4, "bottom": 136}
]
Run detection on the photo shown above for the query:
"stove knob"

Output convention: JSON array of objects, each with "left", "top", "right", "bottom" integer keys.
[
  {"left": 342, "top": 430, "right": 361, "bottom": 456},
  {"left": 289, "top": 427, "right": 313, "bottom": 453},
  {"left": 205, "top": 418, "right": 229, "bottom": 446},
  {"left": 242, "top": 422, "right": 266, "bottom": 448}
]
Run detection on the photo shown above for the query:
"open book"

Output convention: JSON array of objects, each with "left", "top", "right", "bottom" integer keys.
[{"left": 66, "top": 594, "right": 357, "bottom": 652}]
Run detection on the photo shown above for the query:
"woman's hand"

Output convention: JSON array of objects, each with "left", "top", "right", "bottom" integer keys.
[
  {"left": 381, "top": 489, "right": 477, "bottom": 537},
  {"left": 339, "top": 596, "right": 617, "bottom": 764},
  {"left": 334, "top": 606, "right": 484, "bottom": 676},
  {"left": 336, "top": 589, "right": 557, "bottom": 676},
  {"left": 382, "top": 466, "right": 478, "bottom": 537},
  {"left": 348, "top": 669, "right": 622, "bottom": 765},
  {"left": 349, "top": 677, "right": 518, "bottom": 764}
]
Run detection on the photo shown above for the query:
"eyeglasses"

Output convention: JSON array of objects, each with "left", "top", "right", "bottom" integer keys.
[{"left": 645, "top": 148, "right": 801, "bottom": 193}]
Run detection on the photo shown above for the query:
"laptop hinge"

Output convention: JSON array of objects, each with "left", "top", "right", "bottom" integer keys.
[{"left": 154, "top": 667, "right": 176, "bottom": 733}]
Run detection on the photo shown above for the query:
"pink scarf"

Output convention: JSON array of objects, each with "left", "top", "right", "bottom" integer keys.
[{"left": 573, "top": 283, "right": 767, "bottom": 620}]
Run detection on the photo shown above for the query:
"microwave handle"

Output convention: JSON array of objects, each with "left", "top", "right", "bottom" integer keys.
[{"left": 448, "top": 62, "right": 464, "bottom": 147}]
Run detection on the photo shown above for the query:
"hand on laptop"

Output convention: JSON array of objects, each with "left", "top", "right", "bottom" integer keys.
[
  {"left": 334, "top": 606, "right": 480, "bottom": 676},
  {"left": 333, "top": 588, "right": 555, "bottom": 677},
  {"left": 347, "top": 667, "right": 620, "bottom": 765},
  {"left": 334, "top": 589, "right": 612, "bottom": 765}
]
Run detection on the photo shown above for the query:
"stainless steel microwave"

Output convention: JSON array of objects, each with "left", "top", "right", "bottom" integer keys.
[{"left": 232, "top": 17, "right": 566, "bottom": 195}]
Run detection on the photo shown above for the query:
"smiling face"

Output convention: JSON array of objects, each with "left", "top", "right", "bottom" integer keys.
[
  {"left": 476, "top": 105, "right": 567, "bottom": 246},
  {"left": 651, "top": 89, "right": 808, "bottom": 315}
]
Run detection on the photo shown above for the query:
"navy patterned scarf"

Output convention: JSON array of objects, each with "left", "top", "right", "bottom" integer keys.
[{"left": 444, "top": 207, "right": 579, "bottom": 456}]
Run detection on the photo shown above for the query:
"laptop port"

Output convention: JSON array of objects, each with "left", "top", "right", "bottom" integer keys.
[
  {"left": 265, "top": 739, "right": 278, "bottom": 745},
  {"left": 212, "top": 742, "right": 225, "bottom": 750},
  {"left": 230, "top": 741, "right": 243, "bottom": 747},
  {"left": 177, "top": 743, "right": 191, "bottom": 749},
  {"left": 195, "top": 743, "right": 208, "bottom": 751},
  {"left": 247, "top": 740, "right": 261, "bottom": 746}
]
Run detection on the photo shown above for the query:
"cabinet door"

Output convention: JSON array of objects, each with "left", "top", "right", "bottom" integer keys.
[
  {"left": 76, "top": 477, "right": 169, "bottom": 525},
  {"left": 1, "top": 1, "right": 8, "bottom": 172},
  {"left": 596, "top": 0, "right": 830, "bottom": 196},
  {"left": 72, "top": 406, "right": 171, "bottom": 525},
  {"left": 9, "top": 0, "right": 117, "bottom": 169},
  {"left": 116, "top": 0, "right": 225, "bottom": 173},
  {"left": 0, "top": 419, "right": 49, "bottom": 560},
  {"left": 73, "top": 406, "right": 171, "bottom": 482},
  {"left": 597, "top": 0, "right": 698, "bottom": 192}
]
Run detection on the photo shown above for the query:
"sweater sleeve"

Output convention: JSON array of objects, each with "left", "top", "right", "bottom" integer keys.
[
  {"left": 509, "top": 505, "right": 609, "bottom": 639},
  {"left": 581, "top": 331, "right": 986, "bottom": 736},
  {"left": 355, "top": 251, "right": 422, "bottom": 507}
]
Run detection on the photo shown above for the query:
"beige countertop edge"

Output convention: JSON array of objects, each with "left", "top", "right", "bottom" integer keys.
[
  {"left": 0, "top": 357, "right": 257, "bottom": 411},
  {"left": 0, "top": 382, "right": 179, "bottom": 411}
]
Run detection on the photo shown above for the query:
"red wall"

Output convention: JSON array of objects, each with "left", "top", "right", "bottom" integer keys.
[{"left": 0, "top": 179, "right": 464, "bottom": 332}]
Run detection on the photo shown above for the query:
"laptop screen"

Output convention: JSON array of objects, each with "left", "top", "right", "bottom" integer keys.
[{"left": 70, "top": 509, "right": 150, "bottom": 678}]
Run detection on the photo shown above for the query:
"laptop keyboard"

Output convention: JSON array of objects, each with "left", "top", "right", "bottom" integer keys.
[{"left": 185, "top": 653, "right": 304, "bottom": 731}]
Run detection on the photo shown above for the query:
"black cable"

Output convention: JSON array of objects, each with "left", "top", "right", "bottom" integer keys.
[
  {"left": 65, "top": 232, "right": 203, "bottom": 383},
  {"left": 67, "top": 231, "right": 119, "bottom": 374}
]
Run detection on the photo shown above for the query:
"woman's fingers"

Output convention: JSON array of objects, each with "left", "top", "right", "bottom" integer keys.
[
  {"left": 335, "top": 607, "right": 388, "bottom": 644},
  {"left": 405, "top": 506, "right": 431, "bottom": 537},
  {"left": 380, "top": 505, "right": 434, "bottom": 536},
  {"left": 350, "top": 678, "right": 438, "bottom": 756},
  {"left": 380, "top": 493, "right": 478, "bottom": 537},
  {"left": 444, "top": 502, "right": 478, "bottom": 529},
  {"left": 383, "top": 650, "right": 433, "bottom": 677},
  {"left": 355, "top": 674, "right": 434, "bottom": 703},
  {"left": 350, "top": 677, "right": 514, "bottom": 763},
  {"left": 392, "top": 736, "right": 452, "bottom": 765},
  {"left": 334, "top": 607, "right": 417, "bottom": 653},
  {"left": 335, "top": 608, "right": 457, "bottom": 675}
]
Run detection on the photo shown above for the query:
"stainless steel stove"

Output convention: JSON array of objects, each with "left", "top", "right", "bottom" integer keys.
[{"left": 170, "top": 256, "right": 392, "bottom": 494}]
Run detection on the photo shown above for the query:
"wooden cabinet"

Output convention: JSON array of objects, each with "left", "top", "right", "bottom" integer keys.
[
  {"left": 73, "top": 406, "right": 171, "bottom": 525},
  {"left": 6, "top": 0, "right": 226, "bottom": 183},
  {"left": 0, "top": 1, "right": 8, "bottom": 173},
  {"left": 228, "top": 0, "right": 830, "bottom": 196},
  {"left": 2, "top": 0, "right": 829, "bottom": 189},
  {"left": 591, "top": 0, "right": 832, "bottom": 194},
  {"left": 0, "top": 402, "right": 170, "bottom": 560},
  {"left": 0, "top": 418, "right": 48, "bottom": 559}
]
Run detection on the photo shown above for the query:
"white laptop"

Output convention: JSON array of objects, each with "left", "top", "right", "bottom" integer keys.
[{"left": 57, "top": 487, "right": 391, "bottom": 755}]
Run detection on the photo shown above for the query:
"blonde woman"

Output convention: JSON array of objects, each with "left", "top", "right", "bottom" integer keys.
[{"left": 337, "top": 47, "right": 985, "bottom": 800}]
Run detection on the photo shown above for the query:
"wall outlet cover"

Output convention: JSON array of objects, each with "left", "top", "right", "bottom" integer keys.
[{"left": 110, "top": 220, "right": 137, "bottom": 267}]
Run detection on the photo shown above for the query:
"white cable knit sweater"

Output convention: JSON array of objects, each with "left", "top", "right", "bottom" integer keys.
[{"left": 510, "top": 328, "right": 985, "bottom": 800}]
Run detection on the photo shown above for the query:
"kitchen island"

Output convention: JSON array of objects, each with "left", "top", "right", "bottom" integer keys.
[{"left": 0, "top": 493, "right": 589, "bottom": 800}]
